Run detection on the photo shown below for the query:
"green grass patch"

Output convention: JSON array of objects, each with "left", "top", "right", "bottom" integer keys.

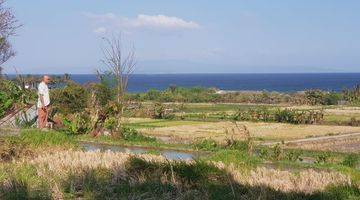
[
  {"left": 207, "top": 149, "right": 260, "bottom": 169},
  {"left": 18, "top": 129, "right": 77, "bottom": 148},
  {"left": 126, "top": 119, "right": 205, "bottom": 129}
]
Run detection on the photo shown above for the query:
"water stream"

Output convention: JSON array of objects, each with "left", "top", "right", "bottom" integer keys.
[{"left": 81, "top": 142, "right": 202, "bottom": 161}]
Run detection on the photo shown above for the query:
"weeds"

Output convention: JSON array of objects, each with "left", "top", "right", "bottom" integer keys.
[
  {"left": 233, "top": 107, "right": 324, "bottom": 124},
  {"left": 19, "top": 129, "right": 76, "bottom": 148},
  {"left": 315, "top": 152, "right": 332, "bottom": 164},
  {"left": 342, "top": 154, "right": 360, "bottom": 168},
  {"left": 121, "top": 127, "right": 156, "bottom": 142},
  {"left": 193, "top": 139, "right": 218, "bottom": 151},
  {"left": 272, "top": 144, "right": 283, "bottom": 161},
  {"left": 285, "top": 150, "right": 303, "bottom": 162}
]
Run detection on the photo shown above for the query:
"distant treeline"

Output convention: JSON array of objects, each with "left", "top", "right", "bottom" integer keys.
[{"left": 128, "top": 85, "right": 360, "bottom": 105}]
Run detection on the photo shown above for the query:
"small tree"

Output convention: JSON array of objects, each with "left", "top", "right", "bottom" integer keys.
[
  {"left": 0, "top": 0, "right": 20, "bottom": 68},
  {"left": 101, "top": 35, "right": 136, "bottom": 134}
]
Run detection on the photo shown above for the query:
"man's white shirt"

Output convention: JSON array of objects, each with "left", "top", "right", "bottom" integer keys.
[{"left": 37, "top": 82, "right": 50, "bottom": 108}]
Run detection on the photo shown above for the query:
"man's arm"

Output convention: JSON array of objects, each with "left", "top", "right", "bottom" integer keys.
[
  {"left": 38, "top": 83, "right": 46, "bottom": 109},
  {"left": 39, "top": 94, "right": 46, "bottom": 109}
]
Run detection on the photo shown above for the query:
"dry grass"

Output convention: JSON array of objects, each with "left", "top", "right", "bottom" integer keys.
[
  {"left": 28, "top": 150, "right": 352, "bottom": 194},
  {"left": 140, "top": 121, "right": 360, "bottom": 142},
  {"left": 286, "top": 135, "right": 360, "bottom": 153},
  {"left": 227, "top": 165, "right": 351, "bottom": 194}
]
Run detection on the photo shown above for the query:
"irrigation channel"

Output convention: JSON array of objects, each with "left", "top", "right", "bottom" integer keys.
[{"left": 81, "top": 142, "right": 205, "bottom": 161}]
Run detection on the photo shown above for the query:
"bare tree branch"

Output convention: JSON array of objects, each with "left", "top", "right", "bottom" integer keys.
[
  {"left": 0, "top": 0, "right": 21, "bottom": 67},
  {"left": 100, "top": 34, "right": 136, "bottom": 133}
]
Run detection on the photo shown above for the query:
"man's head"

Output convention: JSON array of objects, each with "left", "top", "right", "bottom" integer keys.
[{"left": 43, "top": 75, "right": 51, "bottom": 84}]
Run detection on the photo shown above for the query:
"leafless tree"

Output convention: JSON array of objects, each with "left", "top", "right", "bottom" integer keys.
[
  {"left": 101, "top": 35, "right": 136, "bottom": 133},
  {"left": 0, "top": 0, "right": 20, "bottom": 67}
]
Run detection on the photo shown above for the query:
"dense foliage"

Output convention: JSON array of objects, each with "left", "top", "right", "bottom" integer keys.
[
  {"left": 129, "top": 85, "right": 359, "bottom": 105},
  {"left": 130, "top": 87, "right": 220, "bottom": 103},
  {"left": 343, "top": 85, "right": 360, "bottom": 105},
  {"left": 233, "top": 108, "right": 324, "bottom": 124},
  {"left": 51, "top": 82, "right": 90, "bottom": 114},
  {"left": 0, "top": 79, "right": 35, "bottom": 118}
]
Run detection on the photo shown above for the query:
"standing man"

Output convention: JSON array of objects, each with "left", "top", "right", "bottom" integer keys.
[{"left": 37, "top": 75, "right": 51, "bottom": 129}]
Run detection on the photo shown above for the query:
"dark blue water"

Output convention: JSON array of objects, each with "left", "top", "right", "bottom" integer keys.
[
  {"left": 7, "top": 73, "right": 360, "bottom": 93},
  {"left": 69, "top": 73, "right": 360, "bottom": 93}
]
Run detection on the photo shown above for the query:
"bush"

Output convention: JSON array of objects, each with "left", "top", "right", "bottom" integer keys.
[
  {"left": 130, "top": 87, "right": 220, "bottom": 103},
  {"left": 121, "top": 127, "right": 156, "bottom": 142},
  {"left": 62, "top": 112, "right": 91, "bottom": 135},
  {"left": 285, "top": 150, "right": 303, "bottom": 162},
  {"left": 193, "top": 139, "right": 218, "bottom": 151},
  {"left": 343, "top": 84, "right": 360, "bottom": 105},
  {"left": 234, "top": 108, "right": 324, "bottom": 124},
  {"left": 224, "top": 139, "right": 249, "bottom": 151},
  {"left": 51, "top": 82, "right": 89, "bottom": 114},
  {"left": 274, "top": 109, "right": 324, "bottom": 124},
  {"left": 315, "top": 152, "right": 331, "bottom": 164},
  {"left": 323, "top": 92, "right": 342, "bottom": 105},
  {"left": 258, "top": 148, "right": 269, "bottom": 159},
  {"left": 348, "top": 117, "right": 360, "bottom": 126},
  {"left": 272, "top": 144, "right": 283, "bottom": 160},
  {"left": 234, "top": 107, "right": 273, "bottom": 122},
  {"left": 0, "top": 79, "right": 34, "bottom": 118},
  {"left": 86, "top": 83, "right": 113, "bottom": 107},
  {"left": 341, "top": 154, "right": 359, "bottom": 168},
  {"left": 152, "top": 102, "right": 175, "bottom": 119}
]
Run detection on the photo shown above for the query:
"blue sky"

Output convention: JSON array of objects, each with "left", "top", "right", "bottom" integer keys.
[{"left": 3, "top": 0, "right": 360, "bottom": 74}]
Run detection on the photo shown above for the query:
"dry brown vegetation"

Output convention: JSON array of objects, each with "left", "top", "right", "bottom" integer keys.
[
  {"left": 139, "top": 120, "right": 360, "bottom": 142},
  {"left": 286, "top": 135, "right": 360, "bottom": 153},
  {"left": 29, "top": 150, "right": 352, "bottom": 195}
]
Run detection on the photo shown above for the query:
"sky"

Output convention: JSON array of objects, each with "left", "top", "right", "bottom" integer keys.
[{"left": 3, "top": 0, "right": 360, "bottom": 74}]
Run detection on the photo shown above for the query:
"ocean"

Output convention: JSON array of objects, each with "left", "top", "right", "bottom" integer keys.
[
  {"left": 68, "top": 73, "right": 360, "bottom": 93},
  {"left": 6, "top": 73, "right": 360, "bottom": 93}
]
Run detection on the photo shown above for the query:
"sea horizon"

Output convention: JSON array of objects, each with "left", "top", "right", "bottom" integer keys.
[{"left": 5, "top": 73, "right": 360, "bottom": 93}]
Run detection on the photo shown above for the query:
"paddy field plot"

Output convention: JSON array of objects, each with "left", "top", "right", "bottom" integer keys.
[{"left": 126, "top": 118, "right": 360, "bottom": 142}]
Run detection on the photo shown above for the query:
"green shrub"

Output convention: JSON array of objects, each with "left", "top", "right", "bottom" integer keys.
[
  {"left": 224, "top": 139, "right": 249, "bottom": 151},
  {"left": 285, "top": 150, "right": 302, "bottom": 162},
  {"left": 62, "top": 112, "right": 91, "bottom": 135},
  {"left": 323, "top": 92, "right": 342, "bottom": 105},
  {"left": 272, "top": 144, "right": 283, "bottom": 160},
  {"left": 343, "top": 84, "right": 360, "bottom": 105},
  {"left": 0, "top": 79, "right": 35, "bottom": 118},
  {"left": 151, "top": 102, "right": 175, "bottom": 119},
  {"left": 234, "top": 108, "right": 324, "bottom": 124},
  {"left": 258, "top": 148, "right": 269, "bottom": 159},
  {"left": 51, "top": 82, "right": 89, "bottom": 114},
  {"left": 305, "top": 90, "right": 326, "bottom": 105},
  {"left": 104, "top": 117, "right": 117, "bottom": 131},
  {"left": 193, "top": 139, "right": 218, "bottom": 151},
  {"left": 348, "top": 117, "right": 360, "bottom": 126},
  {"left": 121, "top": 127, "right": 156, "bottom": 142},
  {"left": 86, "top": 83, "right": 113, "bottom": 107},
  {"left": 341, "top": 154, "right": 359, "bottom": 168},
  {"left": 315, "top": 152, "right": 331, "bottom": 164}
]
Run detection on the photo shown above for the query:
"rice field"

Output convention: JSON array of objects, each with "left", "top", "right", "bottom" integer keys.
[
  {"left": 133, "top": 119, "right": 360, "bottom": 142},
  {"left": 285, "top": 135, "right": 360, "bottom": 153}
]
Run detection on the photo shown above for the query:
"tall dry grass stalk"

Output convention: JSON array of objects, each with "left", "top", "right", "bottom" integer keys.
[
  {"left": 28, "top": 150, "right": 353, "bottom": 195},
  {"left": 228, "top": 165, "right": 351, "bottom": 194}
]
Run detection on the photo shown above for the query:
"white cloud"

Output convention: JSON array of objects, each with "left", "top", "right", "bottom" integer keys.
[
  {"left": 84, "top": 12, "right": 200, "bottom": 33},
  {"left": 93, "top": 27, "right": 107, "bottom": 34},
  {"left": 130, "top": 14, "right": 200, "bottom": 30}
]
